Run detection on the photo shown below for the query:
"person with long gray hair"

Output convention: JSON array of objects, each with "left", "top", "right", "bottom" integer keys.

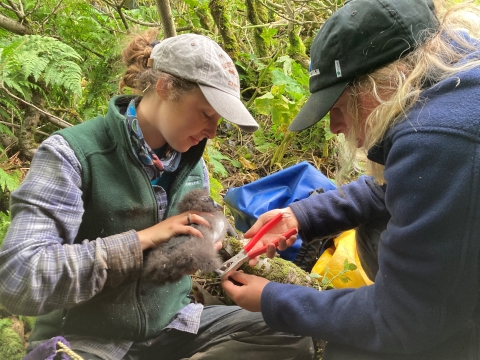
[{"left": 223, "top": 1, "right": 480, "bottom": 359}]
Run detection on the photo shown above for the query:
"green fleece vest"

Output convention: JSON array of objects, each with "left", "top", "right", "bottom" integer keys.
[{"left": 30, "top": 96, "right": 206, "bottom": 342}]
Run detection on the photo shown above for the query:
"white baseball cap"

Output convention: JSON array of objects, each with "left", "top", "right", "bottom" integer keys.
[{"left": 149, "top": 34, "right": 259, "bottom": 133}]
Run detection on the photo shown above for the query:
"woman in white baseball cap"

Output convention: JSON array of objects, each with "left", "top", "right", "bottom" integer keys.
[{"left": 0, "top": 29, "right": 315, "bottom": 359}]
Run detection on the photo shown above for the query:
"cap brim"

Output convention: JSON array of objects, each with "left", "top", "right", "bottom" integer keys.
[
  {"left": 289, "top": 81, "right": 349, "bottom": 131},
  {"left": 199, "top": 85, "right": 259, "bottom": 133}
]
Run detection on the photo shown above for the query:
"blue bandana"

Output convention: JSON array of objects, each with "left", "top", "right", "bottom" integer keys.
[{"left": 125, "top": 100, "right": 181, "bottom": 180}]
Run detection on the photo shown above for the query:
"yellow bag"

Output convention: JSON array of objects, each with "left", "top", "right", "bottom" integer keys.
[{"left": 311, "top": 230, "right": 374, "bottom": 288}]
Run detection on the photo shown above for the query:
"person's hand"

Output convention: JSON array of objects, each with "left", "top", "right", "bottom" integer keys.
[
  {"left": 213, "top": 240, "right": 223, "bottom": 251},
  {"left": 243, "top": 207, "right": 299, "bottom": 265},
  {"left": 221, "top": 271, "right": 269, "bottom": 312},
  {"left": 137, "top": 211, "right": 212, "bottom": 250}
]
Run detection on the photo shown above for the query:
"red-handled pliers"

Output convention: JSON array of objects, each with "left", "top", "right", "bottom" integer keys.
[{"left": 215, "top": 212, "right": 298, "bottom": 279}]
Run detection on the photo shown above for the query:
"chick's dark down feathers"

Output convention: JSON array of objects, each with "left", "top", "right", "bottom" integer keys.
[{"left": 143, "top": 189, "right": 226, "bottom": 284}]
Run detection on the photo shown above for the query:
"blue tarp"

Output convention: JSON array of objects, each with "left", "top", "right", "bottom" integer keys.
[{"left": 224, "top": 161, "right": 336, "bottom": 260}]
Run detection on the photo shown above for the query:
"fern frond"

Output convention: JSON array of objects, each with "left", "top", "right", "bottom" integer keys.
[
  {"left": 0, "top": 210, "right": 11, "bottom": 248},
  {"left": 0, "top": 96, "right": 22, "bottom": 120},
  {"left": 0, "top": 317, "right": 12, "bottom": 332},
  {"left": 0, "top": 108, "right": 10, "bottom": 122},
  {"left": 2, "top": 78, "right": 26, "bottom": 98},
  {"left": 44, "top": 60, "right": 82, "bottom": 96},
  {"left": 0, "top": 35, "right": 83, "bottom": 98},
  {"left": 0, "top": 123, "right": 13, "bottom": 136},
  {"left": 29, "top": 57, "right": 49, "bottom": 82},
  {"left": 0, "top": 168, "right": 21, "bottom": 192},
  {"left": 0, "top": 37, "right": 26, "bottom": 75}
]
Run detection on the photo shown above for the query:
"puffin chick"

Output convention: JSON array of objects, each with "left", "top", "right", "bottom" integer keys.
[{"left": 143, "top": 188, "right": 226, "bottom": 284}]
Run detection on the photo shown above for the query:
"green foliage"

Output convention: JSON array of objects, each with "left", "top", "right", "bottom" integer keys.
[
  {"left": 209, "top": 176, "right": 224, "bottom": 204},
  {"left": 0, "top": 211, "right": 11, "bottom": 248},
  {"left": 260, "top": 27, "right": 278, "bottom": 49},
  {"left": 0, "top": 168, "right": 21, "bottom": 193},
  {"left": 0, "top": 35, "right": 82, "bottom": 100},
  {"left": 252, "top": 128, "right": 277, "bottom": 153},
  {"left": 0, "top": 317, "right": 12, "bottom": 331},
  {"left": 23, "top": 316, "right": 36, "bottom": 333},
  {"left": 0, "top": 323, "right": 24, "bottom": 360},
  {"left": 205, "top": 144, "right": 231, "bottom": 178},
  {"left": 178, "top": 0, "right": 215, "bottom": 32},
  {"left": 0, "top": 96, "right": 20, "bottom": 125},
  {"left": 236, "top": 52, "right": 267, "bottom": 91},
  {"left": 310, "top": 258, "right": 358, "bottom": 290},
  {"left": 250, "top": 54, "right": 335, "bottom": 166},
  {"left": 253, "top": 55, "right": 310, "bottom": 166},
  {"left": 55, "top": 2, "right": 124, "bottom": 117}
]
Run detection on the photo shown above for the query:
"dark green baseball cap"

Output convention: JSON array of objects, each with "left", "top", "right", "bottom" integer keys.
[{"left": 289, "top": 0, "right": 439, "bottom": 131}]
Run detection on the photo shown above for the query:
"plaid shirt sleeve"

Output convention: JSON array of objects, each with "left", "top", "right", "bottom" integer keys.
[{"left": 0, "top": 135, "right": 143, "bottom": 316}]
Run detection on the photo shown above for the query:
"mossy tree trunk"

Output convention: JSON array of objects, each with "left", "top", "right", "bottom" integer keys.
[
  {"left": 208, "top": 0, "right": 240, "bottom": 61},
  {"left": 18, "top": 82, "right": 44, "bottom": 162},
  {"left": 195, "top": 6, "right": 216, "bottom": 34},
  {"left": 285, "top": 0, "right": 310, "bottom": 70},
  {"left": 245, "top": 0, "right": 269, "bottom": 58}
]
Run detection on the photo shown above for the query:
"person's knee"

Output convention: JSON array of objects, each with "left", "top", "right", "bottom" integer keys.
[
  {"left": 73, "top": 351, "right": 104, "bottom": 360},
  {"left": 323, "top": 342, "right": 385, "bottom": 360}
]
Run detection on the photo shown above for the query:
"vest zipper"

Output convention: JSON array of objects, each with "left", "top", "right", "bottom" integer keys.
[
  {"left": 136, "top": 276, "right": 148, "bottom": 339},
  {"left": 136, "top": 158, "right": 157, "bottom": 339}
]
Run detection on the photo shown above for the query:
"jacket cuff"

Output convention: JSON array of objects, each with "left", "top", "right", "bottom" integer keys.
[
  {"left": 261, "top": 282, "right": 284, "bottom": 329},
  {"left": 101, "top": 230, "right": 143, "bottom": 287}
]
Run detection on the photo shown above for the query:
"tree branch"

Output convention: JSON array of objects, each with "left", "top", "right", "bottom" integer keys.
[
  {"left": 0, "top": 84, "right": 73, "bottom": 129},
  {"left": 48, "top": 34, "right": 105, "bottom": 59},
  {"left": 0, "top": 2, "right": 15, "bottom": 14},
  {"left": 0, "top": 13, "right": 31, "bottom": 35},
  {"left": 71, "top": 37, "right": 105, "bottom": 59},
  {"left": 246, "top": 44, "right": 285, "bottom": 108},
  {"left": 41, "top": 0, "right": 64, "bottom": 28},
  {"left": 122, "top": 13, "right": 158, "bottom": 27},
  {"left": 258, "top": 0, "right": 305, "bottom": 26},
  {"left": 156, "top": 0, "right": 176, "bottom": 38},
  {"left": 16, "top": 0, "right": 24, "bottom": 14},
  {"left": 97, "top": 0, "right": 130, "bottom": 30},
  {"left": 97, "top": 7, "right": 163, "bottom": 28},
  {"left": 265, "top": 0, "right": 284, "bottom": 11},
  {"left": 176, "top": 25, "right": 193, "bottom": 32},
  {"left": 99, "top": 0, "right": 129, "bottom": 32},
  {"left": 242, "top": 21, "right": 288, "bottom": 29},
  {"left": 6, "top": 0, "right": 23, "bottom": 19},
  {"left": 0, "top": 121, "right": 50, "bottom": 137},
  {"left": 23, "top": 0, "right": 42, "bottom": 21},
  {"left": 115, "top": 4, "right": 130, "bottom": 31}
]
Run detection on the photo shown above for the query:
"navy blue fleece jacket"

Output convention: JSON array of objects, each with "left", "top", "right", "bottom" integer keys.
[{"left": 261, "top": 52, "right": 480, "bottom": 358}]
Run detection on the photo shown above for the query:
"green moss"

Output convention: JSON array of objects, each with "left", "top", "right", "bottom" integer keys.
[
  {"left": 223, "top": 237, "right": 316, "bottom": 288},
  {"left": 23, "top": 316, "right": 36, "bottom": 333},
  {"left": 209, "top": 0, "right": 240, "bottom": 60},
  {"left": 0, "top": 303, "right": 11, "bottom": 317},
  {"left": 195, "top": 7, "right": 215, "bottom": 33},
  {"left": 304, "top": 36, "right": 314, "bottom": 54},
  {"left": 0, "top": 326, "right": 25, "bottom": 360},
  {"left": 246, "top": 0, "right": 268, "bottom": 57},
  {"left": 226, "top": 236, "right": 244, "bottom": 255},
  {"left": 288, "top": 30, "right": 307, "bottom": 56},
  {"left": 242, "top": 255, "right": 316, "bottom": 288}
]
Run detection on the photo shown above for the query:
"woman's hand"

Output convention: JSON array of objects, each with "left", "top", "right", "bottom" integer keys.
[
  {"left": 221, "top": 271, "right": 269, "bottom": 312},
  {"left": 244, "top": 207, "right": 299, "bottom": 263},
  {"left": 137, "top": 211, "right": 212, "bottom": 250}
]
